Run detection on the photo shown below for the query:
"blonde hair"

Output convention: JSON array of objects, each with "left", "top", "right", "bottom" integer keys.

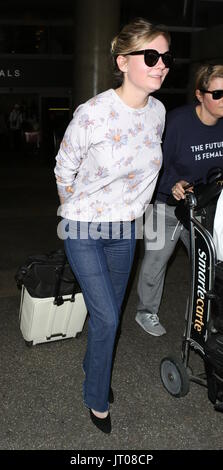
[
  {"left": 195, "top": 64, "right": 223, "bottom": 91},
  {"left": 111, "top": 17, "right": 171, "bottom": 85}
]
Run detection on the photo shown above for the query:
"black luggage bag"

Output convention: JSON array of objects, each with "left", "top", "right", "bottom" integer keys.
[
  {"left": 15, "top": 249, "right": 87, "bottom": 346},
  {"left": 15, "top": 248, "right": 81, "bottom": 299}
]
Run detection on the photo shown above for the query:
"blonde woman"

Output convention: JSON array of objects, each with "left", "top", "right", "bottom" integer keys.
[{"left": 54, "top": 17, "right": 171, "bottom": 433}]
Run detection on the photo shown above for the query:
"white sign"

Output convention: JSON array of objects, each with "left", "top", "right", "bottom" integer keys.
[{"left": 0, "top": 69, "right": 21, "bottom": 78}]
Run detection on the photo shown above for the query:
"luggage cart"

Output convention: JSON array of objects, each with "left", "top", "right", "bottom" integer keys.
[{"left": 160, "top": 176, "right": 223, "bottom": 399}]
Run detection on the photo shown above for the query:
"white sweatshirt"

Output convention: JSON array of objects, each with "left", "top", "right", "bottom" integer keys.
[{"left": 54, "top": 88, "right": 165, "bottom": 222}]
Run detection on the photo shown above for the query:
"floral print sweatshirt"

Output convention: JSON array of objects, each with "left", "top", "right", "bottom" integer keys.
[{"left": 54, "top": 88, "right": 166, "bottom": 222}]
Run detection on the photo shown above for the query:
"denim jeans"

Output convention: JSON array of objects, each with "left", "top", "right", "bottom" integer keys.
[{"left": 64, "top": 220, "right": 136, "bottom": 412}]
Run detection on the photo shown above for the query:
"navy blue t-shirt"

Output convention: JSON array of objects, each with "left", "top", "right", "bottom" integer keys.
[{"left": 156, "top": 104, "right": 223, "bottom": 202}]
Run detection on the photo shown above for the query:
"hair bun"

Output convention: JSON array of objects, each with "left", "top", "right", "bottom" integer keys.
[{"left": 111, "top": 36, "right": 118, "bottom": 55}]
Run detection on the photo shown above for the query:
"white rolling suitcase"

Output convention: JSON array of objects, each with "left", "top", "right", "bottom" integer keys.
[{"left": 19, "top": 286, "right": 88, "bottom": 346}]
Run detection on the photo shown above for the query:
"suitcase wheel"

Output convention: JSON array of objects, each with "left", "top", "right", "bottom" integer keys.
[
  {"left": 160, "top": 356, "right": 190, "bottom": 398},
  {"left": 25, "top": 340, "right": 33, "bottom": 347},
  {"left": 75, "top": 331, "right": 82, "bottom": 339}
]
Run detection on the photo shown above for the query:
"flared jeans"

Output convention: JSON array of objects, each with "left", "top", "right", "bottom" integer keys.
[{"left": 64, "top": 220, "right": 136, "bottom": 412}]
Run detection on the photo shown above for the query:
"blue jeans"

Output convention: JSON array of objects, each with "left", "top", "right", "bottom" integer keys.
[{"left": 64, "top": 221, "right": 136, "bottom": 412}]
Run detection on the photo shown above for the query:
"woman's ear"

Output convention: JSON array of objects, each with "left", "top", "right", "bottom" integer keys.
[
  {"left": 116, "top": 55, "right": 128, "bottom": 73},
  {"left": 196, "top": 89, "right": 203, "bottom": 103}
]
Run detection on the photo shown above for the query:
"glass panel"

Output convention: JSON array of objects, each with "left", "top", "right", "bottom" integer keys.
[
  {"left": 121, "top": 0, "right": 195, "bottom": 27},
  {"left": 0, "top": 25, "right": 73, "bottom": 54},
  {"left": 171, "top": 32, "right": 191, "bottom": 59},
  {"left": 195, "top": 0, "right": 223, "bottom": 27},
  {"left": 0, "top": 26, "right": 9, "bottom": 53},
  {"left": 163, "top": 62, "right": 190, "bottom": 89},
  {"left": 13, "top": 26, "right": 38, "bottom": 54},
  {"left": 49, "top": 27, "right": 73, "bottom": 54}
]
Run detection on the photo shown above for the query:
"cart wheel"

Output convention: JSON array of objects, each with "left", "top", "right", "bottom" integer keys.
[
  {"left": 160, "top": 356, "right": 190, "bottom": 397},
  {"left": 25, "top": 340, "right": 33, "bottom": 348}
]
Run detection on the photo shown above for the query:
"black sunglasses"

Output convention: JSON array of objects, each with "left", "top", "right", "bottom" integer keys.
[
  {"left": 200, "top": 89, "right": 223, "bottom": 100},
  {"left": 127, "top": 49, "right": 173, "bottom": 68}
]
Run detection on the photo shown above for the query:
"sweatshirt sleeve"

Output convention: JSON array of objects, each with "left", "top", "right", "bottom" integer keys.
[{"left": 54, "top": 105, "right": 93, "bottom": 203}]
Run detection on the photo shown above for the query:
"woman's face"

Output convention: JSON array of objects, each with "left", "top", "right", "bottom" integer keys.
[
  {"left": 196, "top": 77, "right": 223, "bottom": 122},
  {"left": 118, "top": 34, "right": 170, "bottom": 95}
]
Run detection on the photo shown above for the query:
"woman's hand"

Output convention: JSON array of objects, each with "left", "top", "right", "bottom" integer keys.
[
  {"left": 171, "top": 180, "right": 193, "bottom": 201},
  {"left": 58, "top": 185, "right": 74, "bottom": 205},
  {"left": 66, "top": 185, "right": 74, "bottom": 194}
]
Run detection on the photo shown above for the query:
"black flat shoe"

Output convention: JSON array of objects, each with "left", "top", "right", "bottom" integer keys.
[
  {"left": 89, "top": 409, "right": 111, "bottom": 434},
  {"left": 109, "top": 387, "right": 114, "bottom": 404}
]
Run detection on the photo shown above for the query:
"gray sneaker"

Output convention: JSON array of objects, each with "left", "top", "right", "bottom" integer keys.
[{"left": 135, "top": 312, "right": 166, "bottom": 336}]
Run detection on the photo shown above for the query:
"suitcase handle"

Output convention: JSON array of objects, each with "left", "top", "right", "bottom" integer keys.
[{"left": 54, "top": 255, "right": 76, "bottom": 305}]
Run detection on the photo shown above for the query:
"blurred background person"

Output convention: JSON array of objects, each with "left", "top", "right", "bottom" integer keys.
[{"left": 9, "top": 103, "right": 23, "bottom": 151}]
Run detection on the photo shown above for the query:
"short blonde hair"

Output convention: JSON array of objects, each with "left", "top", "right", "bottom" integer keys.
[
  {"left": 195, "top": 64, "right": 223, "bottom": 91},
  {"left": 111, "top": 17, "right": 171, "bottom": 85}
]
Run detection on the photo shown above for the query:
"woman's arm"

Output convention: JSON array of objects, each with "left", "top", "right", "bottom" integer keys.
[{"left": 54, "top": 106, "right": 92, "bottom": 205}]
